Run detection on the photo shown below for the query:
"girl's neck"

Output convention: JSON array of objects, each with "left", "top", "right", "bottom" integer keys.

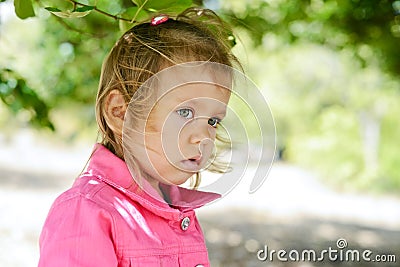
[{"left": 142, "top": 172, "right": 166, "bottom": 201}]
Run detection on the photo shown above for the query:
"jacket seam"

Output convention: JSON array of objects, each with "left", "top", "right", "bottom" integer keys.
[
  {"left": 119, "top": 244, "right": 208, "bottom": 257},
  {"left": 50, "top": 184, "right": 119, "bottom": 254}
]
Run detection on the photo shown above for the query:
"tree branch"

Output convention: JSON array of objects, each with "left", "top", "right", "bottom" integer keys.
[
  {"left": 68, "top": 0, "right": 133, "bottom": 22},
  {"left": 53, "top": 15, "right": 108, "bottom": 38}
]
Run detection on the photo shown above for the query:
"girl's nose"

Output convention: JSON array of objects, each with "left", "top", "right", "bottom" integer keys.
[{"left": 188, "top": 118, "right": 215, "bottom": 144}]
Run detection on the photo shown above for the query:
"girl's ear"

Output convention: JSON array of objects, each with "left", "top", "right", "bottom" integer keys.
[{"left": 104, "top": 89, "right": 127, "bottom": 137}]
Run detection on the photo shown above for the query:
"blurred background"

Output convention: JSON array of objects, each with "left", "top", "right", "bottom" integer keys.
[{"left": 0, "top": 0, "right": 399, "bottom": 266}]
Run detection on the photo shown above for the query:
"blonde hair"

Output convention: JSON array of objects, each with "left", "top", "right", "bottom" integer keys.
[{"left": 95, "top": 7, "right": 239, "bottom": 188}]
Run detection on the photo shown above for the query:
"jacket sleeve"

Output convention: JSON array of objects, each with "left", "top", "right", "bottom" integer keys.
[{"left": 38, "top": 194, "right": 118, "bottom": 267}]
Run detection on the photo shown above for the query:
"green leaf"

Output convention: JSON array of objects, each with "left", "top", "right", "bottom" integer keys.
[
  {"left": 145, "top": 0, "right": 192, "bottom": 13},
  {"left": 45, "top": 9, "right": 93, "bottom": 18},
  {"left": 120, "top": 6, "right": 149, "bottom": 23},
  {"left": 119, "top": 7, "right": 149, "bottom": 32},
  {"left": 119, "top": 20, "right": 133, "bottom": 33},
  {"left": 158, "top": 1, "right": 193, "bottom": 14},
  {"left": 45, "top": 7, "right": 62, "bottom": 12},
  {"left": 45, "top": 5, "right": 94, "bottom": 18},
  {"left": 131, "top": 0, "right": 192, "bottom": 13},
  {"left": 41, "top": 0, "right": 73, "bottom": 11},
  {"left": 131, "top": 0, "right": 144, "bottom": 7},
  {"left": 14, "top": 0, "right": 35, "bottom": 19},
  {"left": 75, "top": 6, "right": 95, "bottom": 12},
  {"left": 146, "top": 0, "right": 171, "bottom": 10}
]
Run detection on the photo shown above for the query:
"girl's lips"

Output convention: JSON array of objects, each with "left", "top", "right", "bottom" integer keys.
[{"left": 180, "top": 158, "right": 202, "bottom": 171}]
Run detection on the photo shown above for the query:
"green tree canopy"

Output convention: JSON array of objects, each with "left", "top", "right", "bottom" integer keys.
[{"left": 1, "top": 0, "right": 399, "bottom": 130}]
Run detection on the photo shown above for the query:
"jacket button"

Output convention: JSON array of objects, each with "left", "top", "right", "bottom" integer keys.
[
  {"left": 181, "top": 217, "right": 190, "bottom": 231},
  {"left": 195, "top": 265, "right": 205, "bottom": 267}
]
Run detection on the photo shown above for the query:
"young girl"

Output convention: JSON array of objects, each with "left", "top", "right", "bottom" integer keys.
[{"left": 39, "top": 7, "right": 239, "bottom": 267}]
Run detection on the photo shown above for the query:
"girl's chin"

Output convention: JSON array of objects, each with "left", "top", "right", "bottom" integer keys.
[
  {"left": 170, "top": 173, "right": 199, "bottom": 187},
  {"left": 154, "top": 174, "right": 193, "bottom": 186},
  {"left": 170, "top": 176, "right": 194, "bottom": 186}
]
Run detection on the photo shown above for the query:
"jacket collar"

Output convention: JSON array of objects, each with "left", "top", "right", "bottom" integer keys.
[{"left": 84, "top": 144, "right": 220, "bottom": 220}]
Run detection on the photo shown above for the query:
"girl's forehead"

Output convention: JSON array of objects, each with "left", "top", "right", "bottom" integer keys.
[
  {"left": 155, "top": 64, "right": 232, "bottom": 96},
  {"left": 159, "top": 83, "right": 231, "bottom": 105}
]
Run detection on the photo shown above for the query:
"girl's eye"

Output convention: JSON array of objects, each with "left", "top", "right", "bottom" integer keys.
[
  {"left": 177, "top": 108, "right": 194, "bottom": 119},
  {"left": 208, "top": 117, "right": 221, "bottom": 128}
]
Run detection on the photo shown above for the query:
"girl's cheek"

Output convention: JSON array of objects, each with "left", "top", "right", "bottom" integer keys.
[{"left": 209, "top": 127, "right": 217, "bottom": 139}]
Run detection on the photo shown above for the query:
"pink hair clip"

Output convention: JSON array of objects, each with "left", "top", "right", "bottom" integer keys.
[{"left": 150, "top": 14, "right": 169, "bottom": 26}]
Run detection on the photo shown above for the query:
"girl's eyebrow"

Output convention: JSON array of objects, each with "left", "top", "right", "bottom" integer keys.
[
  {"left": 175, "top": 97, "right": 227, "bottom": 117},
  {"left": 176, "top": 96, "right": 226, "bottom": 106},
  {"left": 176, "top": 97, "right": 198, "bottom": 105}
]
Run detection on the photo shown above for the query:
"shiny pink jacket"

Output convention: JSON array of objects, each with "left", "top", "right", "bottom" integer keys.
[{"left": 39, "top": 144, "right": 219, "bottom": 267}]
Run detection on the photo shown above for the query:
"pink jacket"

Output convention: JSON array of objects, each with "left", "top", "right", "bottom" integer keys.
[{"left": 39, "top": 144, "right": 219, "bottom": 267}]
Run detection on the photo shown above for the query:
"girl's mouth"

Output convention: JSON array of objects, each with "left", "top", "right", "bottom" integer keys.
[{"left": 180, "top": 156, "right": 202, "bottom": 171}]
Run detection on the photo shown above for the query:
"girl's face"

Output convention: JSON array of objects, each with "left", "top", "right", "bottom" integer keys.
[{"left": 141, "top": 82, "right": 230, "bottom": 186}]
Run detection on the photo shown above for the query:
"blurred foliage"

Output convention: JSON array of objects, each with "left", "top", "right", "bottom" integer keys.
[
  {"left": 218, "top": 0, "right": 400, "bottom": 193},
  {"left": 0, "top": 68, "right": 54, "bottom": 130},
  {"left": 1, "top": 0, "right": 400, "bottom": 193},
  {"left": 222, "top": 0, "right": 400, "bottom": 74},
  {"left": 242, "top": 39, "right": 400, "bottom": 193}
]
